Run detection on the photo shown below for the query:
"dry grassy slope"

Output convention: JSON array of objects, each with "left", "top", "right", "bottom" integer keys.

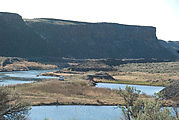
[
  {"left": 0, "top": 56, "right": 57, "bottom": 71},
  {"left": 40, "top": 60, "right": 179, "bottom": 87}
]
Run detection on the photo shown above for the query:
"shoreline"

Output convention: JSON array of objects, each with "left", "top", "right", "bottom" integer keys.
[
  {"left": 31, "top": 102, "right": 177, "bottom": 107},
  {"left": 32, "top": 102, "right": 120, "bottom": 106},
  {"left": 94, "top": 81, "right": 167, "bottom": 87}
]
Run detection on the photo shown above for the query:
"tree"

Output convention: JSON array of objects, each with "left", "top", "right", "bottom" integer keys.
[
  {"left": 117, "top": 86, "right": 178, "bottom": 120},
  {"left": 0, "top": 86, "right": 31, "bottom": 120}
]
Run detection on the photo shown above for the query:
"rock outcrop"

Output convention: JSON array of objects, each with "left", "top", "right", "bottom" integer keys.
[{"left": 0, "top": 12, "right": 47, "bottom": 57}]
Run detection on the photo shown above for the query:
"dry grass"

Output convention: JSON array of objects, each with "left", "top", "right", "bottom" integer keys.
[
  {"left": 1, "top": 61, "right": 58, "bottom": 71},
  {"left": 5, "top": 61, "right": 57, "bottom": 70},
  {"left": 40, "top": 61, "right": 179, "bottom": 87},
  {"left": 106, "top": 62, "right": 179, "bottom": 86},
  {"left": 112, "top": 72, "right": 179, "bottom": 81},
  {"left": 9, "top": 79, "right": 124, "bottom": 106}
]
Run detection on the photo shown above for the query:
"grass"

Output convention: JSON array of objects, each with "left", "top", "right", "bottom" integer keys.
[
  {"left": 8, "top": 79, "right": 124, "bottom": 106},
  {"left": 113, "top": 62, "right": 179, "bottom": 73},
  {"left": 0, "top": 56, "right": 58, "bottom": 72},
  {"left": 108, "top": 61, "right": 179, "bottom": 87}
]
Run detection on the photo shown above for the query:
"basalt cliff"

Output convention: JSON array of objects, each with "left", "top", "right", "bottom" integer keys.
[{"left": 0, "top": 12, "right": 176, "bottom": 59}]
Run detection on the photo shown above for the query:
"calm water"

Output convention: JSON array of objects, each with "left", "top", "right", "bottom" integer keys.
[
  {"left": 96, "top": 83, "right": 165, "bottom": 96},
  {"left": 29, "top": 105, "right": 122, "bottom": 120},
  {"left": 3, "top": 69, "right": 58, "bottom": 79},
  {"left": 0, "top": 69, "right": 58, "bottom": 86},
  {"left": 29, "top": 105, "right": 179, "bottom": 120}
]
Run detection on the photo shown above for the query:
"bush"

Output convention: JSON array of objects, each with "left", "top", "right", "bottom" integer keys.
[
  {"left": 0, "top": 86, "right": 31, "bottom": 120},
  {"left": 117, "top": 86, "right": 179, "bottom": 120}
]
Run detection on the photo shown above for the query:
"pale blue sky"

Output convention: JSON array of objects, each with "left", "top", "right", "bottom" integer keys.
[{"left": 0, "top": 0, "right": 178, "bottom": 41}]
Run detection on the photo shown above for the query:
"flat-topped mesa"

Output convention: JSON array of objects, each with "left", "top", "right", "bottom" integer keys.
[
  {"left": 88, "top": 22, "right": 157, "bottom": 41},
  {"left": 26, "top": 18, "right": 174, "bottom": 59},
  {"left": 0, "top": 12, "right": 24, "bottom": 24},
  {"left": 25, "top": 18, "right": 157, "bottom": 40},
  {"left": 0, "top": 12, "right": 176, "bottom": 59}
]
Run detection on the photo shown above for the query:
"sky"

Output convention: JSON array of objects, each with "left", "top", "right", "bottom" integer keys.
[{"left": 0, "top": 0, "right": 179, "bottom": 41}]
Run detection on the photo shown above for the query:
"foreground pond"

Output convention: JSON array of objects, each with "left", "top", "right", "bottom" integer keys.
[
  {"left": 96, "top": 83, "right": 165, "bottom": 96},
  {"left": 29, "top": 105, "right": 179, "bottom": 120},
  {"left": 29, "top": 105, "right": 122, "bottom": 120}
]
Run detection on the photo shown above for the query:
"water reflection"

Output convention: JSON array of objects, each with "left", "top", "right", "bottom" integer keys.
[
  {"left": 3, "top": 70, "right": 58, "bottom": 79},
  {"left": 30, "top": 105, "right": 122, "bottom": 120},
  {"left": 0, "top": 79, "right": 33, "bottom": 86},
  {"left": 96, "top": 83, "right": 165, "bottom": 96},
  {"left": 0, "top": 69, "right": 58, "bottom": 86}
]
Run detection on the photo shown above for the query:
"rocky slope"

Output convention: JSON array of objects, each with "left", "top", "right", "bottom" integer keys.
[
  {"left": 0, "top": 12, "right": 47, "bottom": 57},
  {"left": 0, "top": 12, "right": 176, "bottom": 59},
  {"left": 25, "top": 18, "right": 175, "bottom": 59},
  {"left": 159, "top": 40, "right": 179, "bottom": 58}
]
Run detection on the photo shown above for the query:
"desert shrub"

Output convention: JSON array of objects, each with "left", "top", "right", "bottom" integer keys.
[
  {"left": 117, "top": 86, "right": 178, "bottom": 120},
  {"left": 0, "top": 86, "right": 30, "bottom": 120}
]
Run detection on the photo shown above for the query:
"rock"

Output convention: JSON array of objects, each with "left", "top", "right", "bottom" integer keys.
[{"left": 87, "top": 72, "right": 115, "bottom": 81}]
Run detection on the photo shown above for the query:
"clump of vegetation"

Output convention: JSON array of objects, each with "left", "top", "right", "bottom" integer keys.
[
  {"left": 110, "top": 61, "right": 179, "bottom": 86},
  {"left": 0, "top": 86, "right": 30, "bottom": 120},
  {"left": 0, "top": 56, "right": 58, "bottom": 72},
  {"left": 114, "top": 62, "right": 179, "bottom": 73},
  {"left": 117, "top": 86, "right": 179, "bottom": 120},
  {"left": 12, "top": 79, "right": 123, "bottom": 105}
]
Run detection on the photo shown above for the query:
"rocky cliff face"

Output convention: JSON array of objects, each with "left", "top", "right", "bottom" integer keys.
[
  {"left": 0, "top": 12, "right": 176, "bottom": 59},
  {"left": 25, "top": 18, "right": 175, "bottom": 59},
  {"left": 0, "top": 12, "right": 47, "bottom": 57}
]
